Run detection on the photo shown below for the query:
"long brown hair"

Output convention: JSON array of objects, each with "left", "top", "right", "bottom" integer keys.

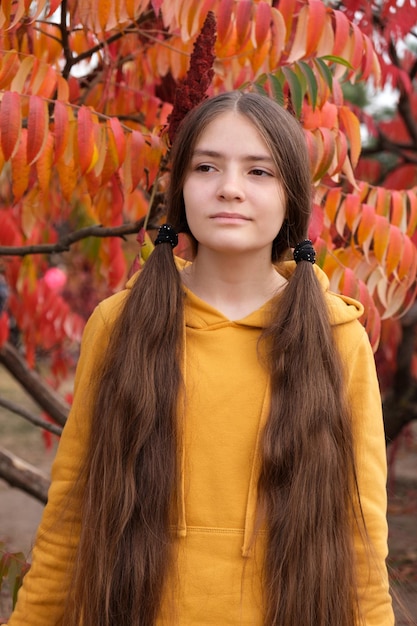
[{"left": 66, "top": 91, "right": 362, "bottom": 625}]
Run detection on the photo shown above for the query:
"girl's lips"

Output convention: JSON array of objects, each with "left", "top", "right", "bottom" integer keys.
[{"left": 210, "top": 212, "right": 250, "bottom": 220}]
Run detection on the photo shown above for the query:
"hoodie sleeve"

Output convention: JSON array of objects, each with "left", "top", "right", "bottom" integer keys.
[
  {"left": 6, "top": 295, "right": 122, "bottom": 626},
  {"left": 336, "top": 319, "right": 394, "bottom": 626}
]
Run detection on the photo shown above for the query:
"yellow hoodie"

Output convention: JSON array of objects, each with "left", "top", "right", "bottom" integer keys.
[{"left": 8, "top": 261, "right": 394, "bottom": 625}]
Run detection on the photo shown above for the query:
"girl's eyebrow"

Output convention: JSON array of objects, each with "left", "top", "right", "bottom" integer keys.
[{"left": 192, "top": 148, "right": 274, "bottom": 163}]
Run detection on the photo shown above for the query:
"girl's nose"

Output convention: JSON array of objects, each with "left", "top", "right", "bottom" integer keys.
[
  {"left": 216, "top": 171, "right": 245, "bottom": 201},
  {"left": 217, "top": 177, "right": 245, "bottom": 201}
]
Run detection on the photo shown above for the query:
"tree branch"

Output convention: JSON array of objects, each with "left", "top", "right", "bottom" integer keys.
[
  {"left": 0, "top": 220, "right": 147, "bottom": 257},
  {"left": 0, "top": 447, "right": 49, "bottom": 504},
  {"left": 62, "top": 11, "right": 155, "bottom": 79},
  {"left": 0, "top": 397, "right": 63, "bottom": 436},
  {"left": 0, "top": 344, "right": 69, "bottom": 427}
]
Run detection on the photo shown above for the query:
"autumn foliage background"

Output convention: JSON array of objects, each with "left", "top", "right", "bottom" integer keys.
[{"left": 0, "top": 0, "right": 417, "bottom": 517}]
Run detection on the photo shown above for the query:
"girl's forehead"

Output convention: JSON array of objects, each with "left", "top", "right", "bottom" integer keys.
[{"left": 192, "top": 111, "right": 272, "bottom": 155}]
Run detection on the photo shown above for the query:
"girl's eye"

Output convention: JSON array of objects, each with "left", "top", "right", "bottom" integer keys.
[
  {"left": 250, "top": 168, "right": 271, "bottom": 177},
  {"left": 195, "top": 164, "right": 215, "bottom": 173}
]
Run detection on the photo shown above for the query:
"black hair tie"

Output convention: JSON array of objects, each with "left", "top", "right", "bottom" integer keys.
[
  {"left": 154, "top": 224, "right": 178, "bottom": 249},
  {"left": 293, "top": 239, "right": 316, "bottom": 264}
]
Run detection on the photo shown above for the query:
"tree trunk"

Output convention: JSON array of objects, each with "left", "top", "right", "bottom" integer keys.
[{"left": 0, "top": 447, "right": 49, "bottom": 503}]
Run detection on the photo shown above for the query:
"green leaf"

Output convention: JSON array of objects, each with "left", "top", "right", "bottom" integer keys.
[
  {"left": 297, "top": 61, "right": 318, "bottom": 109},
  {"left": 253, "top": 82, "right": 268, "bottom": 97},
  {"left": 320, "top": 55, "right": 353, "bottom": 70},
  {"left": 267, "top": 74, "right": 285, "bottom": 107},
  {"left": 282, "top": 67, "right": 303, "bottom": 118},
  {"left": 314, "top": 58, "right": 333, "bottom": 91}
]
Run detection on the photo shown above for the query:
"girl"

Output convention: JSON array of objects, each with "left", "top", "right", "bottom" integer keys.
[{"left": 8, "top": 91, "right": 394, "bottom": 625}]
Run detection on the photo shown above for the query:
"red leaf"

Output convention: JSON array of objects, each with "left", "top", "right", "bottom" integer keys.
[
  {"left": 255, "top": 2, "right": 272, "bottom": 48},
  {"left": 0, "top": 91, "right": 22, "bottom": 161},
  {"left": 27, "top": 95, "right": 49, "bottom": 165},
  {"left": 0, "top": 312, "right": 9, "bottom": 348},
  {"left": 308, "top": 202, "right": 324, "bottom": 243},
  {"left": 53, "top": 100, "right": 70, "bottom": 163},
  {"left": 109, "top": 117, "right": 126, "bottom": 165},
  {"left": 236, "top": 0, "right": 252, "bottom": 46},
  {"left": 332, "top": 9, "right": 350, "bottom": 57},
  {"left": 217, "top": 0, "right": 233, "bottom": 43},
  {"left": 77, "top": 106, "right": 96, "bottom": 175},
  {"left": 306, "top": 0, "right": 327, "bottom": 56}
]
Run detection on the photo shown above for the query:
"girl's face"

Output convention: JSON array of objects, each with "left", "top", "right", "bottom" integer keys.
[{"left": 182, "top": 111, "right": 286, "bottom": 260}]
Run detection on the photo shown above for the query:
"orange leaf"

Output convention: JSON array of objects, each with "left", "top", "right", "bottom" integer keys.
[
  {"left": 36, "top": 131, "right": 54, "bottom": 193},
  {"left": 10, "top": 56, "right": 34, "bottom": 94},
  {"left": 0, "top": 50, "right": 20, "bottom": 89},
  {"left": 255, "top": 2, "right": 272, "bottom": 48},
  {"left": 0, "top": 91, "right": 22, "bottom": 161},
  {"left": 344, "top": 193, "right": 361, "bottom": 231},
  {"left": 339, "top": 106, "right": 361, "bottom": 167},
  {"left": 314, "top": 127, "right": 335, "bottom": 180},
  {"left": 334, "top": 130, "right": 348, "bottom": 173},
  {"left": 11, "top": 129, "right": 30, "bottom": 202},
  {"left": 397, "top": 236, "right": 417, "bottom": 281},
  {"left": 27, "top": 95, "right": 49, "bottom": 165},
  {"left": 99, "top": 126, "right": 118, "bottom": 184},
  {"left": 98, "top": 0, "right": 111, "bottom": 30},
  {"left": 373, "top": 215, "right": 390, "bottom": 264},
  {"left": 77, "top": 106, "right": 96, "bottom": 175},
  {"left": 306, "top": 0, "right": 327, "bottom": 56},
  {"left": 179, "top": 0, "right": 206, "bottom": 40},
  {"left": 124, "top": 130, "right": 145, "bottom": 193},
  {"left": 385, "top": 225, "right": 403, "bottom": 277},
  {"left": 3, "top": 0, "right": 25, "bottom": 30},
  {"left": 357, "top": 203, "right": 375, "bottom": 249},
  {"left": 276, "top": 0, "right": 297, "bottom": 40},
  {"left": 145, "top": 135, "right": 163, "bottom": 188},
  {"left": 361, "top": 34, "right": 375, "bottom": 81},
  {"left": 406, "top": 190, "right": 417, "bottom": 237},
  {"left": 32, "top": 64, "right": 57, "bottom": 99},
  {"left": 56, "top": 157, "right": 77, "bottom": 201},
  {"left": 374, "top": 186, "right": 390, "bottom": 217},
  {"left": 287, "top": 5, "right": 308, "bottom": 62},
  {"left": 350, "top": 23, "right": 364, "bottom": 72},
  {"left": 323, "top": 187, "right": 342, "bottom": 223},
  {"left": 390, "top": 190, "right": 405, "bottom": 229},
  {"left": 269, "top": 7, "right": 286, "bottom": 68}
]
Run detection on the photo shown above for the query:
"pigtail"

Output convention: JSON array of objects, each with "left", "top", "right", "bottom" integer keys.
[
  {"left": 66, "top": 242, "right": 184, "bottom": 626},
  {"left": 258, "top": 261, "right": 360, "bottom": 626}
]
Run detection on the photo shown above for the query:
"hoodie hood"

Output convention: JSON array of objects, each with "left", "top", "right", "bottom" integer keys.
[{"left": 125, "top": 256, "right": 364, "bottom": 328}]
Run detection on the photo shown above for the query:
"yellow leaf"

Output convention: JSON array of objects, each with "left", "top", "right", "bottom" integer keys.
[
  {"left": 339, "top": 106, "right": 361, "bottom": 167},
  {"left": 10, "top": 56, "right": 34, "bottom": 94}
]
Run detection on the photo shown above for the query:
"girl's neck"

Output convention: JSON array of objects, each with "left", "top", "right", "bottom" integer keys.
[{"left": 182, "top": 248, "right": 287, "bottom": 320}]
